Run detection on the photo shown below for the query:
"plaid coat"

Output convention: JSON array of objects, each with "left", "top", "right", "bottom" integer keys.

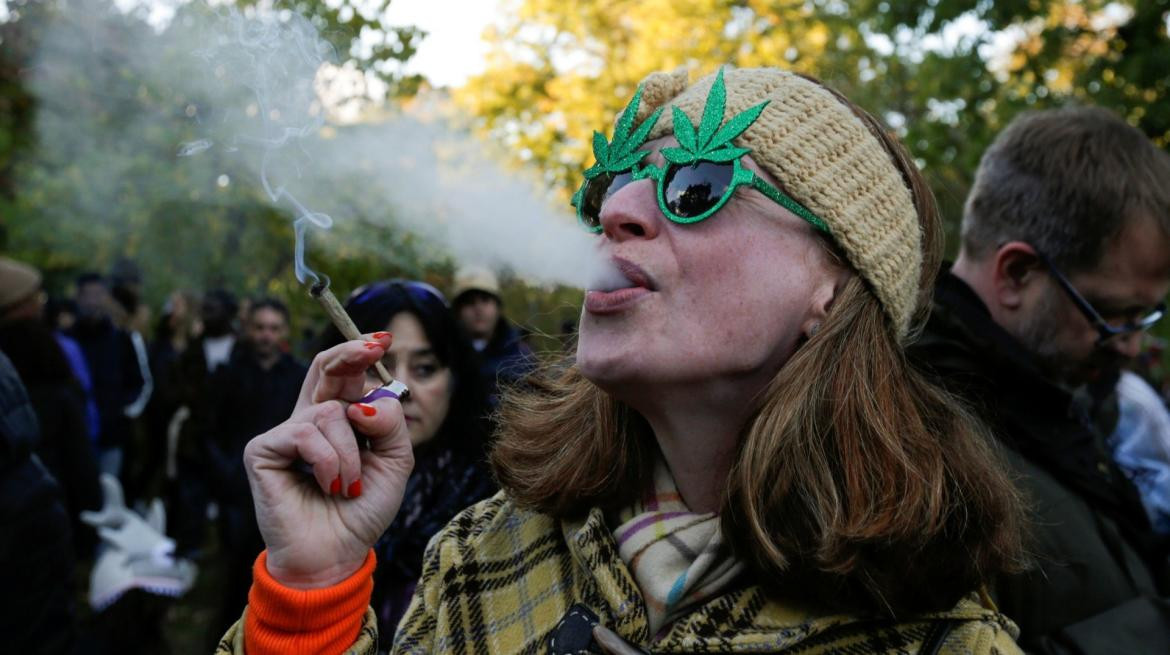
[
  {"left": 390, "top": 492, "right": 1021, "bottom": 654},
  {"left": 218, "top": 491, "right": 1021, "bottom": 654}
]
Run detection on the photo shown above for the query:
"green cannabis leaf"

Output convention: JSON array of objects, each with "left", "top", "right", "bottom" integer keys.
[
  {"left": 585, "top": 85, "right": 665, "bottom": 178},
  {"left": 668, "top": 68, "right": 769, "bottom": 166}
]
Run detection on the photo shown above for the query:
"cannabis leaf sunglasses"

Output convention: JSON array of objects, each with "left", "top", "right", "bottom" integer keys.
[{"left": 572, "top": 69, "right": 830, "bottom": 236}]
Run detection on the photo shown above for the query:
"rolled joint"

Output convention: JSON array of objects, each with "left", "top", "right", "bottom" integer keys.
[{"left": 308, "top": 282, "right": 402, "bottom": 390}]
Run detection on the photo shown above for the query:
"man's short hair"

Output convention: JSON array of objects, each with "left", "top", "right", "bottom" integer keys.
[
  {"left": 249, "top": 297, "right": 289, "bottom": 324},
  {"left": 961, "top": 106, "right": 1170, "bottom": 273}
]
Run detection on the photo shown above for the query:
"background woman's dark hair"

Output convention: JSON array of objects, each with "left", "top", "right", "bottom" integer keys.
[{"left": 317, "top": 280, "right": 489, "bottom": 450}]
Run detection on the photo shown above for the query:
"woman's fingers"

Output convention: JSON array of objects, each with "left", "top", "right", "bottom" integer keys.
[
  {"left": 297, "top": 332, "right": 394, "bottom": 408},
  {"left": 312, "top": 400, "right": 364, "bottom": 496},
  {"left": 246, "top": 420, "right": 340, "bottom": 496}
]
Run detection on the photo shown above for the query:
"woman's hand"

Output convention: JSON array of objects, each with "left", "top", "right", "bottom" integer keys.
[{"left": 244, "top": 333, "right": 414, "bottom": 588}]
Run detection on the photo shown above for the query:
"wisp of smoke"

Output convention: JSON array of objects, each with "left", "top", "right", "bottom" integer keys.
[
  {"left": 178, "top": 8, "right": 336, "bottom": 287},
  {"left": 166, "top": 5, "right": 613, "bottom": 291}
]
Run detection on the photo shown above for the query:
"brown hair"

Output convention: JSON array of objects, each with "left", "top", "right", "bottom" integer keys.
[
  {"left": 492, "top": 78, "right": 1024, "bottom": 617},
  {"left": 962, "top": 105, "right": 1170, "bottom": 273}
]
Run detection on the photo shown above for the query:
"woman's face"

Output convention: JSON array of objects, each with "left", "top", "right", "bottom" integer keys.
[
  {"left": 576, "top": 136, "right": 844, "bottom": 397},
  {"left": 376, "top": 312, "right": 453, "bottom": 447}
]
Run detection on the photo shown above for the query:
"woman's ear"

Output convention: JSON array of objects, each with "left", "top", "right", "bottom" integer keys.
[{"left": 802, "top": 267, "right": 850, "bottom": 339}]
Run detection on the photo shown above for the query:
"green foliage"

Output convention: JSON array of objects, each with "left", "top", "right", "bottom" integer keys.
[
  {"left": 461, "top": 0, "right": 1170, "bottom": 257},
  {"left": 0, "top": 0, "right": 444, "bottom": 340}
]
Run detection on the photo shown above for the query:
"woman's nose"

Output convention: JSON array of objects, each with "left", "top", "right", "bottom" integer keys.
[{"left": 598, "top": 178, "right": 661, "bottom": 242}]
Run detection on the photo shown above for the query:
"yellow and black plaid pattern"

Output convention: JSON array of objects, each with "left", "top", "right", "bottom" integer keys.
[{"left": 389, "top": 492, "right": 1022, "bottom": 654}]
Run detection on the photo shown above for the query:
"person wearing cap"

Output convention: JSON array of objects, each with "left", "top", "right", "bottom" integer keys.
[
  {"left": 0, "top": 257, "right": 102, "bottom": 554},
  {"left": 450, "top": 265, "right": 534, "bottom": 405},
  {"left": 0, "top": 257, "right": 99, "bottom": 443},
  {"left": 222, "top": 67, "right": 1026, "bottom": 654}
]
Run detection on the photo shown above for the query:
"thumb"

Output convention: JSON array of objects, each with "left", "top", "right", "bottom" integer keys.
[
  {"left": 592, "top": 625, "right": 648, "bottom": 655},
  {"left": 348, "top": 390, "right": 411, "bottom": 458}
]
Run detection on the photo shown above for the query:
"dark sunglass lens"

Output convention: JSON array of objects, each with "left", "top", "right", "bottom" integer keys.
[
  {"left": 582, "top": 170, "right": 636, "bottom": 227},
  {"left": 663, "top": 161, "right": 734, "bottom": 219}
]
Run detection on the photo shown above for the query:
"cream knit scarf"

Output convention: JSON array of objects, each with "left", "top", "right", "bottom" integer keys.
[{"left": 612, "top": 459, "right": 745, "bottom": 636}]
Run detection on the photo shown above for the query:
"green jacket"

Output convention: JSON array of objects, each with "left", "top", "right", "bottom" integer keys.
[{"left": 220, "top": 491, "right": 1020, "bottom": 654}]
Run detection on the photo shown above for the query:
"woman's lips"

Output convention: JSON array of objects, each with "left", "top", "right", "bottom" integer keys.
[
  {"left": 585, "top": 256, "right": 655, "bottom": 314},
  {"left": 585, "top": 286, "right": 651, "bottom": 314}
]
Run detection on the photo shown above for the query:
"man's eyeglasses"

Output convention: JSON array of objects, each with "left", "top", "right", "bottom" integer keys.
[{"left": 1034, "top": 249, "right": 1165, "bottom": 345}]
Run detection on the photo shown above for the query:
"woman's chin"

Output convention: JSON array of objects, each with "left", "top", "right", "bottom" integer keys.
[{"left": 576, "top": 346, "right": 632, "bottom": 386}]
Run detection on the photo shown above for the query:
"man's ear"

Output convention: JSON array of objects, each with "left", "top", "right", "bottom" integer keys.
[{"left": 991, "top": 241, "right": 1045, "bottom": 310}]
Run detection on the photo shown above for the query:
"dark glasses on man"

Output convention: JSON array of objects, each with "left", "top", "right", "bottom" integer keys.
[
  {"left": 1034, "top": 249, "right": 1165, "bottom": 345},
  {"left": 573, "top": 158, "right": 828, "bottom": 235}
]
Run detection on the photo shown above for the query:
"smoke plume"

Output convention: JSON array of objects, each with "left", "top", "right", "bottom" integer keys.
[{"left": 18, "top": 0, "right": 604, "bottom": 293}]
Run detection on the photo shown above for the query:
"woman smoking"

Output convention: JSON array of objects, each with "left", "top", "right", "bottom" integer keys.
[{"left": 222, "top": 67, "right": 1026, "bottom": 654}]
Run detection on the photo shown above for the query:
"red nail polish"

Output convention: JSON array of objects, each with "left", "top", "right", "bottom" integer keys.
[
  {"left": 356, "top": 403, "right": 376, "bottom": 417},
  {"left": 330, "top": 476, "right": 341, "bottom": 495},
  {"left": 373, "top": 331, "right": 390, "bottom": 339},
  {"left": 363, "top": 341, "right": 381, "bottom": 350},
  {"left": 347, "top": 479, "right": 362, "bottom": 498}
]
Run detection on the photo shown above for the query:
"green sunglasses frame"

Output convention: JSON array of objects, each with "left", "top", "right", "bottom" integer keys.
[
  {"left": 575, "top": 158, "right": 829, "bottom": 233},
  {"left": 570, "top": 68, "right": 830, "bottom": 236}
]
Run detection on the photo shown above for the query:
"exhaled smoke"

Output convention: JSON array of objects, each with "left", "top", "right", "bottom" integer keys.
[{"left": 21, "top": 0, "right": 609, "bottom": 291}]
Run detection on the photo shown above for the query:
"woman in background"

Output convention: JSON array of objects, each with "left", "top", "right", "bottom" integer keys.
[{"left": 317, "top": 279, "right": 496, "bottom": 646}]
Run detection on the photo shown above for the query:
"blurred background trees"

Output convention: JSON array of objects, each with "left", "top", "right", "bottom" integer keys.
[
  {"left": 0, "top": 0, "right": 1167, "bottom": 345},
  {"left": 460, "top": 0, "right": 1169, "bottom": 253}
]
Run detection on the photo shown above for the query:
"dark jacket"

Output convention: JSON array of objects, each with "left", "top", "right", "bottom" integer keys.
[
  {"left": 909, "top": 270, "right": 1170, "bottom": 654},
  {"left": 205, "top": 345, "right": 306, "bottom": 635},
  {"left": 476, "top": 317, "right": 534, "bottom": 406},
  {"left": 0, "top": 319, "right": 101, "bottom": 554},
  {"left": 370, "top": 439, "right": 496, "bottom": 642},
  {"left": 0, "top": 352, "right": 77, "bottom": 654},
  {"left": 66, "top": 318, "right": 143, "bottom": 450},
  {"left": 205, "top": 346, "right": 306, "bottom": 504}
]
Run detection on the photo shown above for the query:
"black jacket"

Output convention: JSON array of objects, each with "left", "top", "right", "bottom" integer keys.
[
  {"left": 0, "top": 352, "right": 77, "bottom": 654},
  {"left": 205, "top": 346, "right": 306, "bottom": 504},
  {"left": 909, "top": 270, "right": 1170, "bottom": 654},
  {"left": 0, "top": 319, "right": 102, "bottom": 554},
  {"left": 66, "top": 318, "right": 143, "bottom": 450},
  {"left": 475, "top": 317, "right": 534, "bottom": 407}
]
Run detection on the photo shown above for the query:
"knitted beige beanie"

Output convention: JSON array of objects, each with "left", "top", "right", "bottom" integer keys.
[{"left": 632, "top": 67, "right": 922, "bottom": 337}]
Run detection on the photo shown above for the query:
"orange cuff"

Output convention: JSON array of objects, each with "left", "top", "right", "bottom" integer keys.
[{"left": 245, "top": 549, "right": 376, "bottom": 655}]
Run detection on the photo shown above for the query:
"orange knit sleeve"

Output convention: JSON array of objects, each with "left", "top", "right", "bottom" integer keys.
[{"left": 244, "top": 549, "right": 376, "bottom": 655}]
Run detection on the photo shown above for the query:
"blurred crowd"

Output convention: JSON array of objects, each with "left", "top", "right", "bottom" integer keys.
[{"left": 0, "top": 260, "right": 536, "bottom": 653}]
